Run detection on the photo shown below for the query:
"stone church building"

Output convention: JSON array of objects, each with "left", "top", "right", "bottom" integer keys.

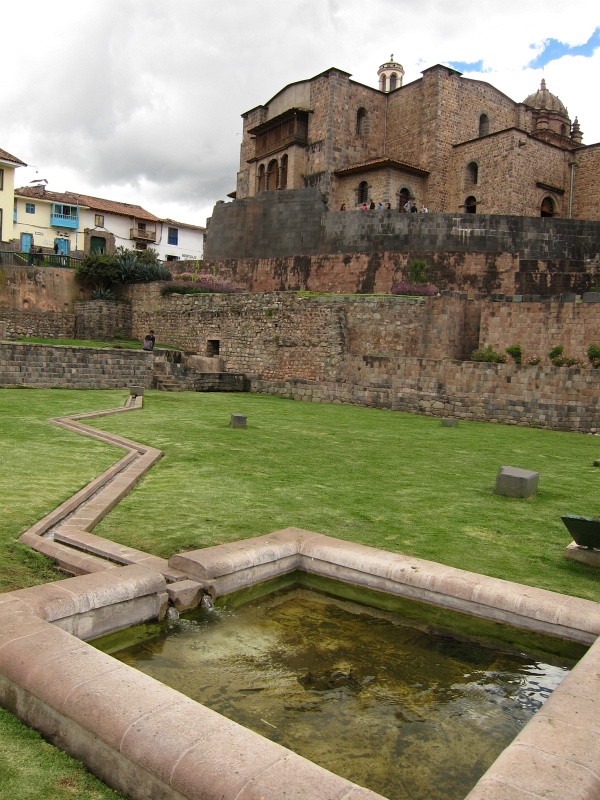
[{"left": 234, "top": 57, "right": 600, "bottom": 220}]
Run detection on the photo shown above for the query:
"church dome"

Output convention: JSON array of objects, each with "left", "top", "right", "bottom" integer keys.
[{"left": 523, "top": 79, "right": 568, "bottom": 115}]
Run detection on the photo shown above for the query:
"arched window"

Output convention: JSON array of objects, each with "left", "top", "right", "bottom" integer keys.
[
  {"left": 267, "top": 160, "right": 278, "bottom": 191},
  {"left": 356, "top": 107, "right": 367, "bottom": 136},
  {"left": 379, "top": 74, "right": 387, "bottom": 92},
  {"left": 280, "top": 155, "right": 288, "bottom": 189},
  {"left": 541, "top": 197, "right": 555, "bottom": 217},
  {"left": 561, "top": 123, "right": 567, "bottom": 136},
  {"left": 257, "top": 164, "right": 266, "bottom": 193},
  {"left": 358, "top": 181, "right": 369, "bottom": 204},
  {"left": 389, "top": 73, "right": 398, "bottom": 91},
  {"left": 466, "top": 162, "right": 478, "bottom": 185},
  {"left": 478, "top": 113, "right": 489, "bottom": 137},
  {"left": 399, "top": 187, "right": 410, "bottom": 210},
  {"left": 465, "top": 196, "right": 477, "bottom": 213}
]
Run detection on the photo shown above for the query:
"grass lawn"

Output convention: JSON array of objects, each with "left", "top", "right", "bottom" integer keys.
[
  {"left": 1, "top": 387, "right": 599, "bottom": 799},
  {"left": 11, "top": 337, "right": 175, "bottom": 349}
]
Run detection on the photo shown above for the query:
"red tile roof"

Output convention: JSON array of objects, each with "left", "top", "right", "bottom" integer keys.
[
  {"left": 14, "top": 186, "right": 160, "bottom": 222},
  {"left": 0, "top": 148, "right": 27, "bottom": 167},
  {"left": 162, "top": 217, "right": 206, "bottom": 232}
]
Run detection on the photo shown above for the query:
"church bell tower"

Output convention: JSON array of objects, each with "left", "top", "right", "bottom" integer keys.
[{"left": 378, "top": 55, "right": 404, "bottom": 92}]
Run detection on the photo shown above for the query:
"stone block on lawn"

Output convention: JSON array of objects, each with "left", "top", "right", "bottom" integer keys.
[
  {"left": 130, "top": 386, "right": 145, "bottom": 396},
  {"left": 230, "top": 413, "right": 247, "bottom": 428},
  {"left": 441, "top": 418, "right": 458, "bottom": 427},
  {"left": 495, "top": 466, "right": 539, "bottom": 498}
]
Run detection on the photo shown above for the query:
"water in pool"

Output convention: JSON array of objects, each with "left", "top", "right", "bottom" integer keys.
[{"left": 105, "top": 588, "right": 573, "bottom": 800}]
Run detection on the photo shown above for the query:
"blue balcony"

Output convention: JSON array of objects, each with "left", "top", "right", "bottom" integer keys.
[
  {"left": 51, "top": 211, "right": 79, "bottom": 229},
  {"left": 51, "top": 203, "right": 79, "bottom": 229}
]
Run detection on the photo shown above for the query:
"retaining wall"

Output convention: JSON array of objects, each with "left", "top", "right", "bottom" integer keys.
[{"left": 0, "top": 343, "right": 154, "bottom": 389}]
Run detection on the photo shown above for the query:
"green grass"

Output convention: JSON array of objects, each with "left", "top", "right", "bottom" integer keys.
[
  {"left": 0, "top": 707, "right": 121, "bottom": 800},
  {"left": 11, "top": 337, "right": 170, "bottom": 349},
  {"left": 1, "top": 387, "right": 599, "bottom": 799},
  {"left": 84, "top": 391, "right": 600, "bottom": 601}
]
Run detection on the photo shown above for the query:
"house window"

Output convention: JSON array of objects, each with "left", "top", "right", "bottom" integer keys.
[
  {"left": 465, "top": 196, "right": 477, "bottom": 213},
  {"left": 95, "top": 214, "right": 104, "bottom": 227},
  {"left": 466, "top": 162, "right": 478, "bottom": 185},
  {"left": 26, "top": 203, "right": 35, "bottom": 214},
  {"left": 0, "top": 169, "right": 3, "bottom": 190},
  {"left": 135, "top": 242, "right": 148, "bottom": 250},
  {"left": 138, "top": 222, "right": 146, "bottom": 231},
  {"left": 356, "top": 107, "right": 367, "bottom": 136},
  {"left": 478, "top": 114, "right": 489, "bottom": 137},
  {"left": 280, "top": 155, "right": 288, "bottom": 189},
  {"left": 168, "top": 227, "right": 178, "bottom": 245},
  {"left": 358, "top": 181, "right": 369, "bottom": 204},
  {"left": 206, "top": 339, "right": 220, "bottom": 356},
  {"left": 165, "top": 255, "right": 179, "bottom": 261},
  {"left": 541, "top": 197, "right": 555, "bottom": 217}
]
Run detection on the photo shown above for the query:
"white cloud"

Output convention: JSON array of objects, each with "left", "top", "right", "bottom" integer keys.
[{"left": 2, "top": 0, "right": 598, "bottom": 227}]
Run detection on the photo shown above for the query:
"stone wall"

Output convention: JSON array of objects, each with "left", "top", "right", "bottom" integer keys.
[
  {"left": 74, "top": 300, "right": 133, "bottom": 340},
  {"left": 479, "top": 301, "right": 600, "bottom": 361},
  {"left": 0, "top": 343, "right": 153, "bottom": 389},
  {"left": 204, "top": 194, "right": 600, "bottom": 296},
  {"left": 0, "top": 309, "right": 75, "bottom": 339},
  {"left": 0, "top": 264, "right": 88, "bottom": 312},
  {"left": 251, "top": 357, "right": 600, "bottom": 432}
]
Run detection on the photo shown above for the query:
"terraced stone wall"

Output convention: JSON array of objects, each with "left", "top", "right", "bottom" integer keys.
[
  {"left": 0, "top": 343, "right": 153, "bottom": 389},
  {"left": 251, "top": 357, "right": 600, "bottom": 432},
  {"left": 0, "top": 308, "right": 75, "bottom": 339}
]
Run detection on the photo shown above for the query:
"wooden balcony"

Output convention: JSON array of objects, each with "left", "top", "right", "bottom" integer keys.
[{"left": 130, "top": 228, "right": 157, "bottom": 243}]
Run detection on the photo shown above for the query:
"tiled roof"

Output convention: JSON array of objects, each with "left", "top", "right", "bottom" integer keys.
[
  {"left": 0, "top": 147, "right": 27, "bottom": 167},
  {"left": 14, "top": 186, "right": 160, "bottom": 222},
  {"left": 334, "top": 157, "right": 429, "bottom": 177},
  {"left": 162, "top": 217, "right": 206, "bottom": 232}
]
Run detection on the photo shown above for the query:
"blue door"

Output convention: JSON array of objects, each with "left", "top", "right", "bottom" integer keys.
[
  {"left": 21, "top": 233, "right": 33, "bottom": 252},
  {"left": 55, "top": 238, "right": 69, "bottom": 255}
]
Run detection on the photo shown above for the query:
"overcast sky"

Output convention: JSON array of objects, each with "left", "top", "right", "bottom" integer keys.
[{"left": 2, "top": 1, "right": 598, "bottom": 227}]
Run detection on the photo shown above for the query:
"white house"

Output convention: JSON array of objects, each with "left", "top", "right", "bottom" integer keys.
[
  {"left": 12, "top": 186, "right": 205, "bottom": 260},
  {"left": 0, "top": 147, "right": 27, "bottom": 244}
]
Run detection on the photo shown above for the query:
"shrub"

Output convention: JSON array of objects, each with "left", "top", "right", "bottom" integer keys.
[
  {"left": 91, "top": 288, "right": 115, "bottom": 301},
  {"left": 505, "top": 343, "right": 522, "bottom": 365},
  {"left": 407, "top": 258, "right": 429, "bottom": 284},
  {"left": 471, "top": 345, "right": 507, "bottom": 363},
  {"left": 390, "top": 281, "right": 438, "bottom": 297},
  {"left": 587, "top": 344, "right": 600, "bottom": 365},
  {"left": 526, "top": 355, "right": 542, "bottom": 366},
  {"left": 548, "top": 345, "right": 564, "bottom": 362},
  {"left": 114, "top": 247, "right": 172, "bottom": 284},
  {"left": 75, "top": 254, "right": 122, "bottom": 290}
]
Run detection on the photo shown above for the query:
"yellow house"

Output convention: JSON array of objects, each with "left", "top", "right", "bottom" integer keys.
[
  {"left": 0, "top": 147, "right": 26, "bottom": 243},
  {"left": 13, "top": 187, "right": 89, "bottom": 256}
]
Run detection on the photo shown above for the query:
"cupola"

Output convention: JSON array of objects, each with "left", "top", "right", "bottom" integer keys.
[{"left": 378, "top": 55, "right": 404, "bottom": 92}]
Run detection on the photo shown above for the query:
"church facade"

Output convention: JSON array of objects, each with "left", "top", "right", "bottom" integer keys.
[{"left": 234, "top": 58, "right": 600, "bottom": 220}]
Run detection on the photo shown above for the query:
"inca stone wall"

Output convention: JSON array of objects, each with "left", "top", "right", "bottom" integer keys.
[
  {"left": 0, "top": 264, "right": 87, "bottom": 312},
  {"left": 74, "top": 300, "right": 132, "bottom": 340},
  {"left": 0, "top": 343, "right": 153, "bottom": 389},
  {"left": 0, "top": 308, "right": 75, "bottom": 339},
  {"left": 204, "top": 193, "right": 600, "bottom": 297},
  {"left": 250, "top": 357, "right": 600, "bottom": 432}
]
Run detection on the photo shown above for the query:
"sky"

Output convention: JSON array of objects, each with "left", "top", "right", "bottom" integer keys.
[{"left": 2, "top": 1, "right": 598, "bottom": 228}]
